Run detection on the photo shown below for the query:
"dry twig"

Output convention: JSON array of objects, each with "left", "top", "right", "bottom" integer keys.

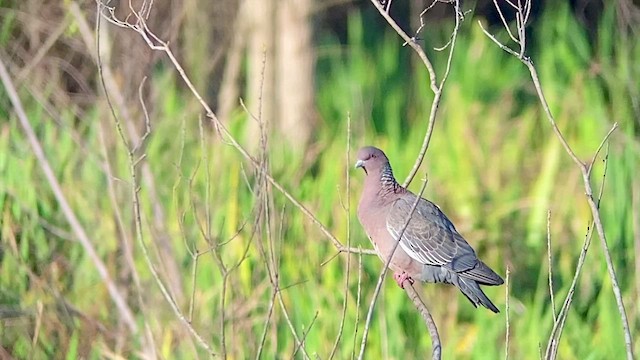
[{"left": 329, "top": 113, "right": 354, "bottom": 360}]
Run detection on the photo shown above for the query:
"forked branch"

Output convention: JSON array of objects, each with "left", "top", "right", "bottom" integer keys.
[
  {"left": 479, "top": 1, "right": 633, "bottom": 359},
  {"left": 369, "top": 0, "right": 463, "bottom": 188},
  {"left": 362, "top": 1, "right": 464, "bottom": 358}
]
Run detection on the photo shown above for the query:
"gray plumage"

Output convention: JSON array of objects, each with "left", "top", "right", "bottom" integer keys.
[{"left": 355, "top": 146, "right": 504, "bottom": 313}]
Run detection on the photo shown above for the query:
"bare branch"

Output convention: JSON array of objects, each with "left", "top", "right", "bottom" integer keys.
[
  {"left": 407, "top": 0, "right": 443, "bottom": 45},
  {"left": 292, "top": 311, "right": 319, "bottom": 359},
  {"left": 492, "top": 0, "right": 519, "bottom": 44},
  {"left": 94, "top": 1, "right": 216, "bottom": 354},
  {"left": 477, "top": 21, "right": 522, "bottom": 59},
  {"left": 277, "top": 289, "right": 311, "bottom": 360},
  {"left": 351, "top": 249, "right": 364, "bottom": 360},
  {"left": 480, "top": 2, "right": 634, "bottom": 358},
  {"left": 404, "top": 283, "right": 441, "bottom": 359},
  {"left": 368, "top": 0, "right": 438, "bottom": 93},
  {"left": 545, "top": 145, "right": 610, "bottom": 359},
  {"left": 587, "top": 122, "right": 618, "bottom": 177}
]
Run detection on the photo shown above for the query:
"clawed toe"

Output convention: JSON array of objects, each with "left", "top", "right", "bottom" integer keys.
[{"left": 393, "top": 272, "right": 414, "bottom": 288}]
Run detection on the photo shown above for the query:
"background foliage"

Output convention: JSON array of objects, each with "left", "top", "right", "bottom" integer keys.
[{"left": 1, "top": 1, "right": 639, "bottom": 359}]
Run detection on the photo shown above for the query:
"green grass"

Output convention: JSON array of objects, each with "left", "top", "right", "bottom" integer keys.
[{"left": 1, "top": 2, "right": 639, "bottom": 359}]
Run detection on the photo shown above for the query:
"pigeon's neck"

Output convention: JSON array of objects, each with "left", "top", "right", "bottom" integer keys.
[{"left": 377, "top": 162, "right": 403, "bottom": 196}]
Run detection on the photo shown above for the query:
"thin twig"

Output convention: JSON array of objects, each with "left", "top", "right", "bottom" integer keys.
[
  {"left": 546, "top": 210, "right": 556, "bottom": 322},
  {"left": 492, "top": 0, "right": 519, "bottom": 44},
  {"left": 368, "top": 0, "right": 437, "bottom": 92},
  {"left": 277, "top": 289, "right": 311, "bottom": 360},
  {"left": 256, "top": 288, "right": 278, "bottom": 359},
  {"left": 587, "top": 123, "right": 618, "bottom": 177},
  {"left": 292, "top": 311, "right": 319, "bottom": 359},
  {"left": 329, "top": 113, "right": 353, "bottom": 360},
  {"left": 505, "top": 267, "right": 511, "bottom": 360},
  {"left": 406, "top": 0, "right": 443, "bottom": 46},
  {"left": 351, "top": 249, "right": 363, "bottom": 360},
  {"left": 254, "top": 52, "right": 287, "bottom": 359}
]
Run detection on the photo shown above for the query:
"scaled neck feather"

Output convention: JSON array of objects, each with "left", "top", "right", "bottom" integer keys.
[{"left": 378, "top": 162, "right": 403, "bottom": 196}]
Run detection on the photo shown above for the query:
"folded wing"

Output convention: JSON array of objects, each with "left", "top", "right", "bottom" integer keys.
[{"left": 387, "top": 194, "right": 503, "bottom": 285}]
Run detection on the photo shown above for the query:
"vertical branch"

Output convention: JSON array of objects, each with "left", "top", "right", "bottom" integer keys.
[
  {"left": 544, "top": 145, "right": 610, "bottom": 359},
  {"left": 504, "top": 267, "right": 511, "bottom": 360},
  {"left": 93, "top": 3, "right": 216, "bottom": 354},
  {"left": 241, "top": 52, "right": 311, "bottom": 359},
  {"left": 329, "top": 113, "right": 354, "bottom": 360},
  {"left": 351, "top": 249, "right": 364, "bottom": 360},
  {"left": 357, "top": 2, "right": 465, "bottom": 357},
  {"left": 404, "top": 283, "right": 441, "bottom": 359},
  {"left": 480, "top": 1, "right": 633, "bottom": 358}
]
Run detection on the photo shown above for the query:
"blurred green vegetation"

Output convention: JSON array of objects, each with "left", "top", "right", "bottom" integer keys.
[{"left": 1, "top": 1, "right": 639, "bottom": 359}]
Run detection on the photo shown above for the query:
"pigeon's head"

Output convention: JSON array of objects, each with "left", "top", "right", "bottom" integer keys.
[{"left": 355, "top": 146, "right": 389, "bottom": 175}]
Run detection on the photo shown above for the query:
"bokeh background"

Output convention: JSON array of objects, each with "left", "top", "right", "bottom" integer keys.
[{"left": 1, "top": 0, "right": 639, "bottom": 358}]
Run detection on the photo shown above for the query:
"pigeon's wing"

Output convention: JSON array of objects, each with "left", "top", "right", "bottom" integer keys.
[{"left": 386, "top": 194, "right": 478, "bottom": 272}]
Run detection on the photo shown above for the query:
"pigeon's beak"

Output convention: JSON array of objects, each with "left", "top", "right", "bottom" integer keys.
[{"left": 355, "top": 160, "right": 367, "bottom": 175}]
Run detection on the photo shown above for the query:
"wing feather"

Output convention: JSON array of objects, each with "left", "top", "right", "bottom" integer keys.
[{"left": 386, "top": 194, "right": 478, "bottom": 272}]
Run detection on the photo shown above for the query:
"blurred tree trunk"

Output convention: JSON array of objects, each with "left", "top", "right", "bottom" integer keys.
[
  {"left": 218, "top": 0, "right": 315, "bottom": 150},
  {"left": 248, "top": 0, "right": 276, "bottom": 138},
  {"left": 276, "top": 0, "right": 314, "bottom": 148}
]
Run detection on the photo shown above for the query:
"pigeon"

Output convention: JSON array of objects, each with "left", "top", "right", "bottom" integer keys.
[{"left": 355, "top": 146, "right": 504, "bottom": 313}]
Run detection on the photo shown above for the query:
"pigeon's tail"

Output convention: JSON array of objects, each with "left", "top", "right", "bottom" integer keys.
[
  {"left": 461, "top": 261, "right": 504, "bottom": 286},
  {"left": 456, "top": 277, "right": 500, "bottom": 313},
  {"left": 419, "top": 264, "right": 501, "bottom": 313}
]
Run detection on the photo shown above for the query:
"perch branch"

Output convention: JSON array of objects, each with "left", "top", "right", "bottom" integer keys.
[{"left": 404, "top": 283, "right": 442, "bottom": 359}]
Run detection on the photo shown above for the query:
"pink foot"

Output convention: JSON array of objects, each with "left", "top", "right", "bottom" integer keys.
[{"left": 393, "top": 272, "right": 414, "bottom": 288}]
